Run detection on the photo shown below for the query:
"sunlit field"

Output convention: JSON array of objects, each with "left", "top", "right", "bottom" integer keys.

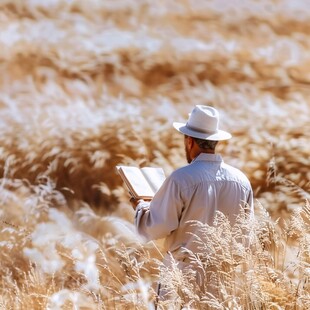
[{"left": 0, "top": 0, "right": 309, "bottom": 309}]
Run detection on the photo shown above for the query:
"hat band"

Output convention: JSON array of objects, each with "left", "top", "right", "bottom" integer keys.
[{"left": 186, "top": 122, "right": 218, "bottom": 135}]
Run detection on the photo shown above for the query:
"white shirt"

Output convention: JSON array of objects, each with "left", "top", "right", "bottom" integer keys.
[{"left": 135, "top": 153, "right": 254, "bottom": 261}]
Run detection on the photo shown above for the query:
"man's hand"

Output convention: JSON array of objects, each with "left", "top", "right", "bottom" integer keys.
[{"left": 129, "top": 197, "right": 144, "bottom": 210}]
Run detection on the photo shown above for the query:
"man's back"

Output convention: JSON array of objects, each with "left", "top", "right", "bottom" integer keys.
[
  {"left": 135, "top": 153, "right": 253, "bottom": 261},
  {"left": 162, "top": 153, "right": 253, "bottom": 259}
]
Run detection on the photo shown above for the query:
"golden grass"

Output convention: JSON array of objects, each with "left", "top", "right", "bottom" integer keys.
[
  {"left": 1, "top": 178, "right": 308, "bottom": 308},
  {"left": 0, "top": 0, "right": 309, "bottom": 308}
]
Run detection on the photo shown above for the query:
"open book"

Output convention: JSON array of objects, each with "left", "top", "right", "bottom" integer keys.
[{"left": 116, "top": 165, "right": 166, "bottom": 200}]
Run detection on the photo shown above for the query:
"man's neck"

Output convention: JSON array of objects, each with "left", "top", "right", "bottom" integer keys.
[{"left": 201, "top": 149, "right": 215, "bottom": 154}]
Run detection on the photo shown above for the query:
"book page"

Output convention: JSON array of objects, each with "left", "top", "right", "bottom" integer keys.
[
  {"left": 116, "top": 166, "right": 155, "bottom": 199},
  {"left": 140, "top": 167, "right": 165, "bottom": 193}
]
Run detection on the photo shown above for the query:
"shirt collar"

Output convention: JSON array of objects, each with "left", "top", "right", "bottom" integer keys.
[{"left": 192, "top": 153, "right": 223, "bottom": 163}]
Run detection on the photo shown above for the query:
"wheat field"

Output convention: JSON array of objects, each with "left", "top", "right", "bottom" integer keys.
[{"left": 0, "top": 0, "right": 309, "bottom": 309}]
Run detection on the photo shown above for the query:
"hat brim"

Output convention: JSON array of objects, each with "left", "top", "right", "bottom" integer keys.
[{"left": 173, "top": 122, "right": 232, "bottom": 141}]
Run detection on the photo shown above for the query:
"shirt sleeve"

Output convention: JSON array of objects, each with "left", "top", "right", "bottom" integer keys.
[
  {"left": 247, "top": 188, "right": 255, "bottom": 219},
  {"left": 134, "top": 175, "right": 183, "bottom": 241}
]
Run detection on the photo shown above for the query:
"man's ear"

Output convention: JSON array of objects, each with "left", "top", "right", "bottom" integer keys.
[{"left": 188, "top": 136, "right": 194, "bottom": 148}]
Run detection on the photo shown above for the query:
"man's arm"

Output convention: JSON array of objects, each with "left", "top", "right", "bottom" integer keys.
[{"left": 132, "top": 176, "right": 184, "bottom": 241}]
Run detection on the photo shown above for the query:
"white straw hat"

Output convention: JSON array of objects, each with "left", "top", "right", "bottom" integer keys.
[{"left": 173, "top": 105, "right": 232, "bottom": 141}]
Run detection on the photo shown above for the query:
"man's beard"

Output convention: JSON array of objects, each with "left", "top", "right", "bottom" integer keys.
[{"left": 185, "top": 145, "right": 191, "bottom": 163}]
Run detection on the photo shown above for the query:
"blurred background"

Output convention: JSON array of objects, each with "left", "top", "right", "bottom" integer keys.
[
  {"left": 0, "top": 0, "right": 309, "bottom": 221},
  {"left": 0, "top": 1, "right": 309, "bottom": 308}
]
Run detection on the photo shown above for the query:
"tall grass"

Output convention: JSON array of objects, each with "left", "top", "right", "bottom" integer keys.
[
  {"left": 0, "top": 0, "right": 309, "bottom": 308},
  {"left": 0, "top": 178, "right": 309, "bottom": 308}
]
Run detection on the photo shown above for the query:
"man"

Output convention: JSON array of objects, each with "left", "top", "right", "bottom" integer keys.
[{"left": 130, "top": 105, "right": 254, "bottom": 299}]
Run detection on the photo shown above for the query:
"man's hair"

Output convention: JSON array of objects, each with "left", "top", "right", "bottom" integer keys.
[{"left": 193, "top": 137, "right": 218, "bottom": 150}]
